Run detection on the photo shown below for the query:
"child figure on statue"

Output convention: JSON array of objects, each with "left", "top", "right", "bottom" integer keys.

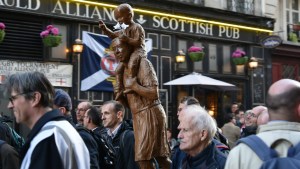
[{"left": 99, "top": 3, "right": 146, "bottom": 101}]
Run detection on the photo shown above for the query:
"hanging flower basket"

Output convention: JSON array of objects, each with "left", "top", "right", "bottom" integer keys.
[
  {"left": 40, "top": 25, "right": 62, "bottom": 47},
  {"left": 42, "top": 35, "right": 62, "bottom": 47},
  {"left": 232, "top": 57, "right": 248, "bottom": 65},
  {"left": 189, "top": 52, "right": 205, "bottom": 62},
  {"left": 232, "top": 49, "right": 248, "bottom": 65},
  {"left": 0, "top": 22, "right": 6, "bottom": 43},
  {"left": 188, "top": 46, "right": 205, "bottom": 62},
  {"left": 0, "top": 30, "right": 5, "bottom": 43}
]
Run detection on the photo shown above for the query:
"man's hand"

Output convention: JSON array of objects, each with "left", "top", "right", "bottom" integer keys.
[{"left": 98, "top": 20, "right": 107, "bottom": 30}]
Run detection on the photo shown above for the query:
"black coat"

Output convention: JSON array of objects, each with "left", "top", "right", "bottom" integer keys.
[
  {"left": 181, "top": 141, "right": 227, "bottom": 169},
  {"left": 0, "top": 141, "right": 19, "bottom": 169},
  {"left": 110, "top": 121, "right": 139, "bottom": 169},
  {"left": 76, "top": 126, "right": 100, "bottom": 169},
  {"left": 20, "top": 109, "right": 89, "bottom": 169}
]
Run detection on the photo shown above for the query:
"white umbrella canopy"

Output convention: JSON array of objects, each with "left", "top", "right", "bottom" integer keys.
[{"left": 164, "top": 72, "right": 239, "bottom": 91}]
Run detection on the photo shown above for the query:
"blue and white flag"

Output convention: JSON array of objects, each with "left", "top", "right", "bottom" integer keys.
[{"left": 80, "top": 31, "right": 152, "bottom": 92}]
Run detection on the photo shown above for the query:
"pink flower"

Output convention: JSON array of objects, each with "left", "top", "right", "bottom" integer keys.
[
  {"left": 40, "top": 25, "right": 61, "bottom": 38},
  {"left": 46, "top": 25, "right": 54, "bottom": 30},
  {"left": 0, "top": 22, "right": 5, "bottom": 30},
  {"left": 188, "top": 46, "right": 203, "bottom": 53},
  {"left": 232, "top": 49, "right": 246, "bottom": 58},
  {"left": 40, "top": 30, "right": 49, "bottom": 38},
  {"left": 51, "top": 28, "right": 59, "bottom": 35}
]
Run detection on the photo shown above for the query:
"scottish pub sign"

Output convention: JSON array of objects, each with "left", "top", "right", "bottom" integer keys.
[{"left": 0, "top": 0, "right": 263, "bottom": 43}]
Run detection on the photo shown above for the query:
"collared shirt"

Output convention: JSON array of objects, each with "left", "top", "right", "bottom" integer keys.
[{"left": 107, "top": 123, "right": 122, "bottom": 139}]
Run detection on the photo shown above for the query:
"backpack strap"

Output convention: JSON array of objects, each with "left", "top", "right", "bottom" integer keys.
[
  {"left": 288, "top": 140, "right": 300, "bottom": 158},
  {"left": 237, "top": 135, "right": 276, "bottom": 161}
]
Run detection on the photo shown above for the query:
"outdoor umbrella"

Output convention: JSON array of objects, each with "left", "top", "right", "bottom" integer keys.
[{"left": 163, "top": 72, "right": 239, "bottom": 91}]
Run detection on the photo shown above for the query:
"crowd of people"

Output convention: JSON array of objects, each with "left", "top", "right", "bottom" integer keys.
[
  {"left": 1, "top": 2, "right": 300, "bottom": 169},
  {"left": 1, "top": 72, "right": 300, "bottom": 169}
]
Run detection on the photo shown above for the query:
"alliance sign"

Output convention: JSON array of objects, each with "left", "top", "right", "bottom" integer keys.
[{"left": 0, "top": 0, "right": 262, "bottom": 42}]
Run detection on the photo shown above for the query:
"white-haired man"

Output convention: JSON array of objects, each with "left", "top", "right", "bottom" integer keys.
[{"left": 177, "top": 104, "right": 227, "bottom": 168}]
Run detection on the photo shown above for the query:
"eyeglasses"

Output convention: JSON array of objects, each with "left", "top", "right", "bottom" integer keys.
[
  {"left": 9, "top": 92, "right": 31, "bottom": 104},
  {"left": 245, "top": 112, "right": 258, "bottom": 118}
]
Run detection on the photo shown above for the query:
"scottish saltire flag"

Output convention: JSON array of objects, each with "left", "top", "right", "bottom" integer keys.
[{"left": 80, "top": 31, "right": 152, "bottom": 92}]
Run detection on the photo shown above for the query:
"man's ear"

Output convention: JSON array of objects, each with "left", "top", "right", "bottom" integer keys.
[
  {"left": 200, "top": 130, "right": 208, "bottom": 141},
  {"left": 117, "top": 111, "right": 123, "bottom": 119},
  {"left": 58, "top": 107, "right": 66, "bottom": 114},
  {"left": 32, "top": 92, "right": 41, "bottom": 107}
]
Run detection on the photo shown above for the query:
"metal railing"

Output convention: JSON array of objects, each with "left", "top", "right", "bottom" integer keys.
[{"left": 287, "top": 24, "right": 300, "bottom": 43}]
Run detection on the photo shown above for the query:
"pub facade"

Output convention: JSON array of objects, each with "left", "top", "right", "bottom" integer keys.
[{"left": 0, "top": 0, "right": 274, "bottom": 135}]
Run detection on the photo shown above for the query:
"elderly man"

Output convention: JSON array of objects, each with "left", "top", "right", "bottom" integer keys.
[
  {"left": 225, "top": 79, "right": 300, "bottom": 169},
  {"left": 241, "top": 106, "right": 267, "bottom": 138},
  {"left": 3, "top": 72, "right": 89, "bottom": 169},
  {"left": 111, "top": 37, "right": 170, "bottom": 168},
  {"left": 178, "top": 104, "right": 227, "bottom": 168}
]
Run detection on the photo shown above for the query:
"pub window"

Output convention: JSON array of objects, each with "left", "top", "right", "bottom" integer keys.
[
  {"left": 251, "top": 46, "right": 264, "bottom": 59},
  {"left": 151, "top": 55, "right": 159, "bottom": 80},
  {"left": 193, "top": 42, "right": 203, "bottom": 72},
  {"left": 51, "top": 24, "right": 68, "bottom": 59},
  {"left": 161, "top": 56, "right": 172, "bottom": 101},
  {"left": 208, "top": 44, "right": 217, "bottom": 72},
  {"left": 286, "top": 0, "right": 300, "bottom": 41},
  {"left": 160, "top": 34, "right": 171, "bottom": 50},
  {"left": 286, "top": 0, "right": 300, "bottom": 24},
  {"left": 177, "top": 39, "right": 188, "bottom": 70},
  {"left": 282, "top": 64, "right": 297, "bottom": 79},
  {"left": 223, "top": 45, "right": 231, "bottom": 74},
  {"left": 147, "top": 33, "right": 158, "bottom": 49}
]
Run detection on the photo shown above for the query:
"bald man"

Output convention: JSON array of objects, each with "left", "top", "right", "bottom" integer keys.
[
  {"left": 257, "top": 109, "right": 269, "bottom": 126},
  {"left": 225, "top": 79, "right": 300, "bottom": 169},
  {"left": 241, "top": 106, "right": 267, "bottom": 138}
]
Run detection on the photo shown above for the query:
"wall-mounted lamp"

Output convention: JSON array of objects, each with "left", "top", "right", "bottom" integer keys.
[
  {"left": 248, "top": 57, "right": 258, "bottom": 69},
  {"left": 176, "top": 50, "right": 186, "bottom": 63},
  {"left": 208, "top": 110, "right": 215, "bottom": 117},
  {"left": 73, "top": 38, "right": 83, "bottom": 53}
]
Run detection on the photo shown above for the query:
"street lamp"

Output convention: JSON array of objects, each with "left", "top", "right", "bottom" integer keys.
[
  {"left": 248, "top": 57, "right": 258, "bottom": 69},
  {"left": 73, "top": 38, "right": 83, "bottom": 53},
  {"left": 176, "top": 50, "right": 186, "bottom": 63}
]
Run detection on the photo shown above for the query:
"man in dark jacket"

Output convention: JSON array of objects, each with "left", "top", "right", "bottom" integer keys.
[
  {"left": 3, "top": 72, "right": 89, "bottom": 169},
  {"left": 177, "top": 104, "right": 227, "bottom": 169},
  {"left": 0, "top": 140, "right": 19, "bottom": 169},
  {"left": 83, "top": 106, "right": 116, "bottom": 169},
  {"left": 54, "top": 89, "right": 99, "bottom": 169},
  {"left": 101, "top": 100, "right": 139, "bottom": 169}
]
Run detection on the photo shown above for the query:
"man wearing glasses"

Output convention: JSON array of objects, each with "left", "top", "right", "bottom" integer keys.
[
  {"left": 241, "top": 106, "right": 267, "bottom": 138},
  {"left": 76, "top": 101, "right": 92, "bottom": 126},
  {"left": 3, "top": 71, "right": 89, "bottom": 169}
]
